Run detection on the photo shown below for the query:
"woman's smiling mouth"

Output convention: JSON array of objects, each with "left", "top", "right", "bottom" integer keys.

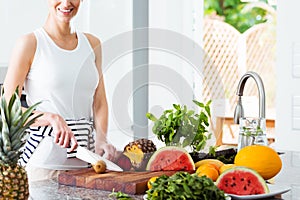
[{"left": 58, "top": 7, "right": 73, "bottom": 14}]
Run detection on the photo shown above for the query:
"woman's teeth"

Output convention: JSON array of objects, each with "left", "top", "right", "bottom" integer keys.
[{"left": 59, "top": 8, "right": 72, "bottom": 13}]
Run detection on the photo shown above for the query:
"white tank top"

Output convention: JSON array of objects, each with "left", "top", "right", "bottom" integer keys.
[
  {"left": 23, "top": 28, "right": 99, "bottom": 169},
  {"left": 25, "top": 28, "right": 99, "bottom": 119}
]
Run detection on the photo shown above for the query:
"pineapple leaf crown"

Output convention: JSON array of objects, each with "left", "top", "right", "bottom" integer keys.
[{"left": 0, "top": 87, "right": 42, "bottom": 166}]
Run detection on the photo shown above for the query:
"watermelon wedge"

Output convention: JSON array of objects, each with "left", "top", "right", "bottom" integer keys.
[
  {"left": 216, "top": 166, "right": 269, "bottom": 195},
  {"left": 146, "top": 146, "right": 195, "bottom": 171}
]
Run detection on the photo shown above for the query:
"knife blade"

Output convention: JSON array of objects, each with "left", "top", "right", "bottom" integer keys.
[{"left": 76, "top": 146, "right": 123, "bottom": 172}]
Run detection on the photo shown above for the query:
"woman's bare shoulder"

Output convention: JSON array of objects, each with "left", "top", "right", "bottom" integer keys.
[
  {"left": 13, "top": 32, "right": 37, "bottom": 55},
  {"left": 83, "top": 33, "right": 101, "bottom": 49},
  {"left": 16, "top": 32, "right": 36, "bottom": 48}
]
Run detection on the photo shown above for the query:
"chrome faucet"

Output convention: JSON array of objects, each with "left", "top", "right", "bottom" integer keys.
[{"left": 233, "top": 71, "right": 266, "bottom": 124}]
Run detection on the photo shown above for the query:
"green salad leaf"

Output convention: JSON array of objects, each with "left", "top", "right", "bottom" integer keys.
[
  {"left": 146, "top": 172, "right": 226, "bottom": 200},
  {"left": 109, "top": 189, "right": 133, "bottom": 200}
]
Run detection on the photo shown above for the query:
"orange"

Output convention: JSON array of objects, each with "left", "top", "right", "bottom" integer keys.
[
  {"left": 147, "top": 176, "right": 158, "bottom": 189},
  {"left": 197, "top": 163, "right": 218, "bottom": 172},
  {"left": 219, "top": 164, "right": 236, "bottom": 174},
  {"left": 196, "top": 164, "right": 219, "bottom": 181}
]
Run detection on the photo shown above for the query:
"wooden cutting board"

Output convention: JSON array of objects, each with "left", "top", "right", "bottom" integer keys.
[{"left": 58, "top": 168, "right": 177, "bottom": 194}]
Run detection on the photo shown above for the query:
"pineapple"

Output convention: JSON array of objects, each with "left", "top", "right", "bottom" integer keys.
[
  {"left": 123, "top": 138, "right": 156, "bottom": 171},
  {"left": 0, "top": 87, "right": 41, "bottom": 199}
]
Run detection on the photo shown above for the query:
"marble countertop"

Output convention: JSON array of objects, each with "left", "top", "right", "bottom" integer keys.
[
  {"left": 29, "top": 178, "right": 144, "bottom": 200},
  {"left": 28, "top": 150, "right": 299, "bottom": 200}
]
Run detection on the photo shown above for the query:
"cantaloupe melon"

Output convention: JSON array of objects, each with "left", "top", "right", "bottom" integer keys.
[{"left": 234, "top": 145, "right": 282, "bottom": 180}]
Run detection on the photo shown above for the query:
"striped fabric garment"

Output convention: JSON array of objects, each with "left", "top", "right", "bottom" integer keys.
[{"left": 19, "top": 118, "right": 95, "bottom": 166}]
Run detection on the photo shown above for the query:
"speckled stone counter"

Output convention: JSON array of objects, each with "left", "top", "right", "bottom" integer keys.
[{"left": 29, "top": 178, "right": 144, "bottom": 200}]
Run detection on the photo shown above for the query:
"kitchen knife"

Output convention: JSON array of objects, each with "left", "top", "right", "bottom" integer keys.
[{"left": 76, "top": 146, "right": 123, "bottom": 172}]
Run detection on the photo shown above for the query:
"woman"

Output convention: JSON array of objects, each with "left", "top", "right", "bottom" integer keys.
[{"left": 3, "top": 0, "right": 117, "bottom": 182}]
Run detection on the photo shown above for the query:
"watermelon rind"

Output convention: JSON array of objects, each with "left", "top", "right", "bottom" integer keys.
[
  {"left": 146, "top": 146, "right": 195, "bottom": 171},
  {"left": 216, "top": 166, "right": 269, "bottom": 195}
]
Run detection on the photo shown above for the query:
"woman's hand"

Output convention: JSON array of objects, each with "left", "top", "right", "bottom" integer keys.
[
  {"left": 95, "top": 142, "right": 117, "bottom": 161},
  {"left": 51, "top": 115, "right": 78, "bottom": 152},
  {"left": 37, "top": 113, "right": 78, "bottom": 152}
]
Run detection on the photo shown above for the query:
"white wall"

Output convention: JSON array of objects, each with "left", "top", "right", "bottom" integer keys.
[
  {"left": 148, "top": 0, "right": 204, "bottom": 147},
  {"left": 0, "top": 1, "right": 47, "bottom": 63},
  {"left": 276, "top": 0, "right": 300, "bottom": 151},
  {"left": 87, "top": 1, "right": 133, "bottom": 149}
]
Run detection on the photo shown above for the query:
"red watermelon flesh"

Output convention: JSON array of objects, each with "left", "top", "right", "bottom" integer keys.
[
  {"left": 216, "top": 167, "right": 269, "bottom": 195},
  {"left": 146, "top": 146, "right": 195, "bottom": 171}
]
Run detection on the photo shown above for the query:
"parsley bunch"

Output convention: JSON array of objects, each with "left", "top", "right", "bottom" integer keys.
[
  {"left": 146, "top": 172, "right": 226, "bottom": 200},
  {"left": 146, "top": 100, "right": 212, "bottom": 152}
]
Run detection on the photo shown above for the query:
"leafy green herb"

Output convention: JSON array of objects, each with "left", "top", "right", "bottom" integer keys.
[
  {"left": 146, "top": 172, "right": 226, "bottom": 200},
  {"left": 208, "top": 145, "right": 217, "bottom": 157},
  {"left": 242, "top": 126, "right": 263, "bottom": 137},
  {"left": 109, "top": 189, "right": 133, "bottom": 200},
  {"left": 241, "top": 125, "right": 265, "bottom": 146},
  {"left": 146, "top": 100, "right": 213, "bottom": 153}
]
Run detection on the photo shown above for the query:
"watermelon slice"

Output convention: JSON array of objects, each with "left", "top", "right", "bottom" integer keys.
[
  {"left": 216, "top": 166, "right": 269, "bottom": 195},
  {"left": 146, "top": 146, "right": 195, "bottom": 171}
]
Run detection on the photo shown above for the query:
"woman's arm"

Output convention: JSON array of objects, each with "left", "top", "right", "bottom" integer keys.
[
  {"left": 85, "top": 33, "right": 116, "bottom": 161},
  {"left": 3, "top": 33, "right": 35, "bottom": 99}
]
